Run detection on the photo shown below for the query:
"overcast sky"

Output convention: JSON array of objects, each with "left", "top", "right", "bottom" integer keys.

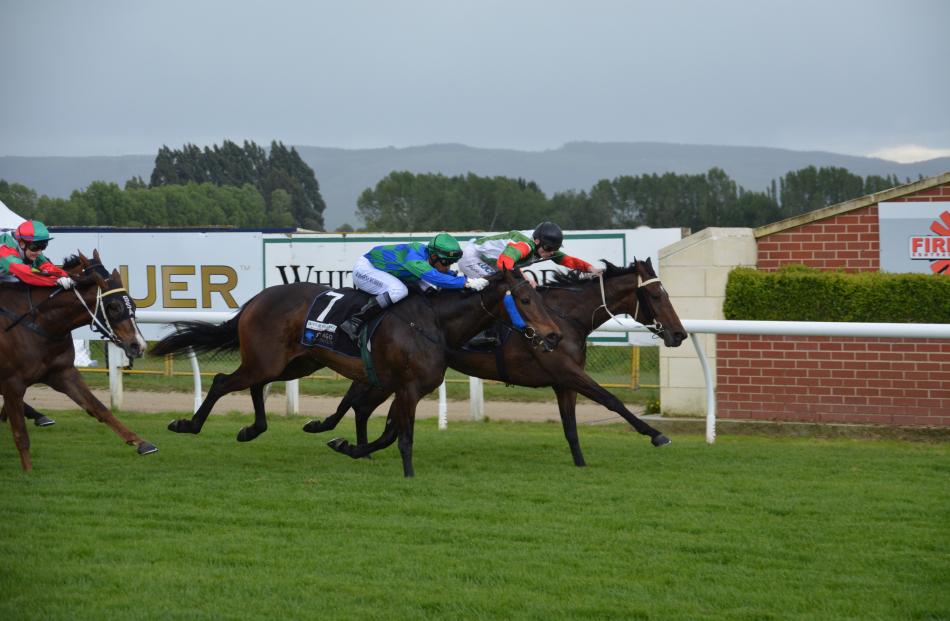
[{"left": 2, "top": 0, "right": 948, "bottom": 162}]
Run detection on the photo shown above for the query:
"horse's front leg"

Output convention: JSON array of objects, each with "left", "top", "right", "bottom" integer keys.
[
  {"left": 326, "top": 394, "right": 412, "bottom": 472},
  {"left": 567, "top": 369, "right": 670, "bottom": 446},
  {"left": 1, "top": 383, "right": 33, "bottom": 471},
  {"left": 553, "top": 387, "right": 586, "bottom": 466},
  {"left": 303, "top": 381, "right": 366, "bottom": 434},
  {"left": 42, "top": 367, "right": 157, "bottom": 455}
]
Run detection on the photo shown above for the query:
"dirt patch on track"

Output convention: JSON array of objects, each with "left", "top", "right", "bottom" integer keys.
[{"left": 20, "top": 386, "right": 643, "bottom": 425}]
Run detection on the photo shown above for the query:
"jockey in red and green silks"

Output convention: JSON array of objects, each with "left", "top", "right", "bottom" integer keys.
[
  {"left": 0, "top": 220, "right": 72, "bottom": 288},
  {"left": 458, "top": 221, "right": 604, "bottom": 281}
]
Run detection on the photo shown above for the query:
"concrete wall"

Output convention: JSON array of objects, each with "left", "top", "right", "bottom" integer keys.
[{"left": 657, "top": 227, "right": 757, "bottom": 416}]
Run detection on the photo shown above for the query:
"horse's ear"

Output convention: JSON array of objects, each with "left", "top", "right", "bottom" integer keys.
[
  {"left": 93, "top": 249, "right": 101, "bottom": 262},
  {"left": 78, "top": 251, "right": 90, "bottom": 266}
]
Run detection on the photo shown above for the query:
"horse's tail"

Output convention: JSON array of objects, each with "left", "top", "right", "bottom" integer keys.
[{"left": 150, "top": 312, "right": 242, "bottom": 357}]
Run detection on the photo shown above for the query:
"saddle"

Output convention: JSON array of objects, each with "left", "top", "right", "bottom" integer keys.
[{"left": 300, "top": 288, "right": 383, "bottom": 358}]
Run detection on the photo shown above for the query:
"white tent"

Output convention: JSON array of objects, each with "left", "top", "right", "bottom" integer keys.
[{"left": 0, "top": 197, "right": 25, "bottom": 231}]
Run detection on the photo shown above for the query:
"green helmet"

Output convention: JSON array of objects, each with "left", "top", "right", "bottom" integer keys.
[{"left": 428, "top": 232, "right": 462, "bottom": 261}]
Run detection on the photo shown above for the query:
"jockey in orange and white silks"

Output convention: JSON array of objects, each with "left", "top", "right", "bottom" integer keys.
[
  {"left": 458, "top": 221, "right": 604, "bottom": 281},
  {"left": 0, "top": 220, "right": 73, "bottom": 288}
]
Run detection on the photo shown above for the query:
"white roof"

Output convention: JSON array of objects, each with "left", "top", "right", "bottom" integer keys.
[{"left": 0, "top": 198, "right": 25, "bottom": 231}]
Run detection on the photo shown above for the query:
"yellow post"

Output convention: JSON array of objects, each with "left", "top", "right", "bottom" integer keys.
[{"left": 630, "top": 346, "right": 640, "bottom": 390}]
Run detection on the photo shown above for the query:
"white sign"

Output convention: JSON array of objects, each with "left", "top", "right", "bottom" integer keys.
[
  {"left": 879, "top": 202, "right": 950, "bottom": 275},
  {"left": 52, "top": 230, "right": 265, "bottom": 338}
]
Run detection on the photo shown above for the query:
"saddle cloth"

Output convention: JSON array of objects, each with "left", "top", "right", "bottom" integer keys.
[{"left": 300, "top": 288, "right": 372, "bottom": 356}]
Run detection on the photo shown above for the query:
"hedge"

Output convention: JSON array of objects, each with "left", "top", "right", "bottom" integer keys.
[{"left": 723, "top": 265, "right": 950, "bottom": 323}]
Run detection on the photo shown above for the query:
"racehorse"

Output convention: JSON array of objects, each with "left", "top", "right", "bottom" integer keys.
[
  {"left": 149, "top": 267, "right": 561, "bottom": 477},
  {"left": 0, "top": 250, "right": 156, "bottom": 470},
  {"left": 305, "top": 258, "right": 687, "bottom": 466}
]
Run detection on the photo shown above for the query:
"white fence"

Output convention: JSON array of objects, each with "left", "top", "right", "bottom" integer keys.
[{"left": 122, "top": 312, "right": 950, "bottom": 444}]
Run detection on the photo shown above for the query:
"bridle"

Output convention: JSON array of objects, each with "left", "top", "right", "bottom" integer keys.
[
  {"left": 593, "top": 264, "right": 668, "bottom": 339},
  {"left": 71, "top": 262, "right": 144, "bottom": 349}
]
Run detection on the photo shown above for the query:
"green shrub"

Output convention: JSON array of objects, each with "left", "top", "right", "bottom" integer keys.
[{"left": 724, "top": 265, "right": 950, "bottom": 322}]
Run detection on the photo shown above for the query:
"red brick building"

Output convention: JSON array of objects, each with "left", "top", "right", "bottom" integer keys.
[{"left": 716, "top": 172, "right": 950, "bottom": 427}]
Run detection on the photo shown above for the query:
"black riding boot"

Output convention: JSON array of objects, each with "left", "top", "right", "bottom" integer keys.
[
  {"left": 338, "top": 298, "right": 385, "bottom": 341},
  {"left": 467, "top": 325, "right": 499, "bottom": 349},
  {"left": 24, "top": 403, "right": 56, "bottom": 427}
]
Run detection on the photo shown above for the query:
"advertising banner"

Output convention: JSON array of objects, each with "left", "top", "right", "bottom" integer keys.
[
  {"left": 879, "top": 202, "right": 950, "bottom": 275},
  {"left": 52, "top": 230, "right": 265, "bottom": 338}
]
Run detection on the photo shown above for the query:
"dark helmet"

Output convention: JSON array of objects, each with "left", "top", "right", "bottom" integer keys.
[
  {"left": 428, "top": 232, "right": 462, "bottom": 262},
  {"left": 532, "top": 221, "right": 563, "bottom": 250},
  {"left": 14, "top": 220, "right": 53, "bottom": 243}
]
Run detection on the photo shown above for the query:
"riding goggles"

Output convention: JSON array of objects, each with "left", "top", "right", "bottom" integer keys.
[{"left": 26, "top": 241, "right": 48, "bottom": 252}]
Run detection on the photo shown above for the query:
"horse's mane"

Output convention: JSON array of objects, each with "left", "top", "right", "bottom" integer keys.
[
  {"left": 545, "top": 260, "right": 635, "bottom": 288},
  {"left": 62, "top": 254, "right": 82, "bottom": 270}
]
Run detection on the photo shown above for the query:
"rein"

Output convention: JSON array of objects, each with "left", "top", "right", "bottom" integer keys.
[{"left": 477, "top": 277, "right": 546, "bottom": 348}]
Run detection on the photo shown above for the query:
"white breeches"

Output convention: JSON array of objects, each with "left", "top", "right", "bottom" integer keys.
[
  {"left": 458, "top": 241, "right": 497, "bottom": 279},
  {"left": 351, "top": 255, "right": 408, "bottom": 306}
]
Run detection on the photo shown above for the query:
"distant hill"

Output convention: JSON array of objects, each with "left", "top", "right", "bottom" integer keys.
[{"left": 2, "top": 142, "right": 948, "bottom": 229}]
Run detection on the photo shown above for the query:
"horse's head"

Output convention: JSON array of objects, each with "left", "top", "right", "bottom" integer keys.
[
  {"left": 67, "top": 250, "right": 147, "bottom": 359},
  {"left": 627, "top": 257, "right": 687, "bottom": 347},
  {"left": 497, "top": 267, "right": 562, "bottom": 352}
]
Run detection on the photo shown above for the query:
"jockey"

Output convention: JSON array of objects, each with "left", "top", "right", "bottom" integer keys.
[
  {"left": 338, "top": 232, "right": 489, "bottom": 341},
  {"left": 0, "top": 220, "right": 73, "bottom": 288},
  {"left": 458, "top": 221, "right": 604, "bottom": 283},
  {"left": 0, "top": 220, "right": 69, "bottom": 428}
]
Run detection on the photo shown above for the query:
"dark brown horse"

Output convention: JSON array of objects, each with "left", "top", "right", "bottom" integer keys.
[
  {"left": 306, "top": 258, "right": 687, "bottom": 466},
  {"left": 149, "top": 267, "right": 560, "bottom": 477},
  {"left": 0, "top": 251, "right": 156, "bottom": 470}
]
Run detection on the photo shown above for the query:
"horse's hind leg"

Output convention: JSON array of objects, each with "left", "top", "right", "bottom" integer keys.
[
  {"left": 42, "top": 368, "right": 157, "bottom": 456},
  {"left": 168, "top": 366, "right": 260, "bottom": 434},
  {"left": 236, "top": 383, "right": 269, "bottom": 442},
  {"left": 1, "top": 385, "right": 33, "bottom": 471},
  {"left": 554, "top": 387, "right": 586, "bottom": 467}
]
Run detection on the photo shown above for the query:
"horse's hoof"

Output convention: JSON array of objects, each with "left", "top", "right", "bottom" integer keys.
[
  {"left": 327, "top": 437, "right": 349, "bottom": 453},
  {"left": 237, "top": 427, "right": 264, "bottom": 442},
  {"left": 652, "top": 434, "right": 671, "bottom": 447},
  {"left": 137, "top": 441, "right": 158, "bottom": 455},
  {"left": 303, "top": 420, "right": 324, "bottom": 433},
  {"left": 168, "top": 419, "right": 186, "bottom": 433}
]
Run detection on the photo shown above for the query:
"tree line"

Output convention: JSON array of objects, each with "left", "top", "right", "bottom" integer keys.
[
  {"left": 356, "top": 166, "right": 903, "bottom": 232},
  {"left": 1, "top": 137, "right": 906, "bottom": 233}
]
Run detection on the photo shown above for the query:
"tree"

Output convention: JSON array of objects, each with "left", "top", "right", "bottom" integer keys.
[{"left": 0, "top": 180, "right": 38, "bottom": 219}]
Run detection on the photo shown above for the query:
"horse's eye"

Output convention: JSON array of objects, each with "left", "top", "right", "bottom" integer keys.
[{"left": 520, "top": 297, "right": 530, "bottom": 305}]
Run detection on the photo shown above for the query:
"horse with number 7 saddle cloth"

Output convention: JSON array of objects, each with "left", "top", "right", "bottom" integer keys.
[{"left": 298, "top": 288, "right": 378, "bottom": 357}]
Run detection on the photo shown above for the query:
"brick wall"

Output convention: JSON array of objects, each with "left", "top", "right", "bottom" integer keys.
[
  {"left": 717, "top": 334, "right": 950, "bottom": 426},
  {"left": 717, "top": 181, "right": 950, "bottom": 427},
  {"left": 757, "top": 183, "right": 950, "bottom": 272}
]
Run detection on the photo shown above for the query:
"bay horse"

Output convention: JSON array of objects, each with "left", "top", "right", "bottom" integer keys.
[
  {"left": 305, "top": 258, "right": 687, "bottom": 466},
  {"left": 0, "top": 250, "right": 156, "bottom": 470},
  {"left": 149, "top": 267, "right": 561, "bottom": 477}
]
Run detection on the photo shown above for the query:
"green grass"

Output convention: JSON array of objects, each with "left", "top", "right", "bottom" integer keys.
[{"left": 1, "top": 413, "right": 947, "bottom": 620}]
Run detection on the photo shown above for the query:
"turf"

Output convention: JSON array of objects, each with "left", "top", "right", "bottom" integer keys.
[{"left": 1, "top": 412, "right": 947, "bottom": 620}]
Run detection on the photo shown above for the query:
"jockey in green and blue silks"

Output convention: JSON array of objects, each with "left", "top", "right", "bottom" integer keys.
[
  {"left": 338, "top": 232, "right": 489, "bottom": 341},
  {"left": 0, "top": 220, "right": 73, "bottom": 288}
]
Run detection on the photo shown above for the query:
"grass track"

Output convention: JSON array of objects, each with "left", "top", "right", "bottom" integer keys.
[{"left": 1, "top": 412, "right": 947, "bottom": 620}]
